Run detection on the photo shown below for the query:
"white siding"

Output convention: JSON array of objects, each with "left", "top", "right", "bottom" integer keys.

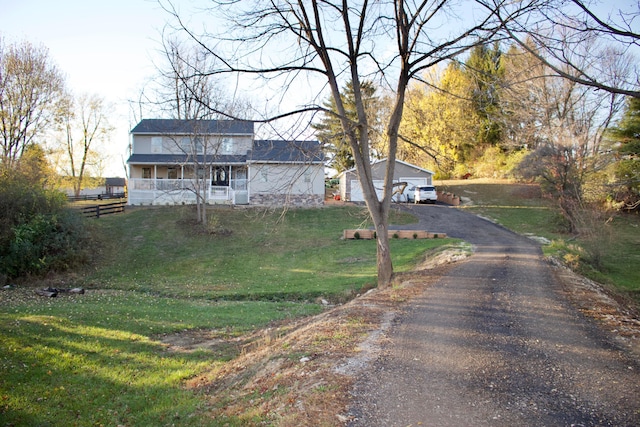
[
  {"left": 250, "top": 164, "right": 324, "bottom": 196},
  {"left": 131, "top": 134, "right": 253, "bottom": 156}
]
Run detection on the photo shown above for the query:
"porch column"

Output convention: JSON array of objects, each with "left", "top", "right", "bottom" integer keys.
[
  {"left": 228, "top": 165, "right": 233, "bottom": 202},
  {"left": 247, "top": 165, "right": 251, "bottom": 204},
  {"left": 208, "top": 164, "right": 213, "bottom": 203},
  {"left": 154, "top": 165, "right": 158, "bottom": 201}
]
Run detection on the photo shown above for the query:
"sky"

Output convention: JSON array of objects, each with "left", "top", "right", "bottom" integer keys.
[
  {"left": 1, "top": 0, "right": 172, "bottom": 177},
  {"left": 1, "top": 0, "right": 637, "bottom": 177}
]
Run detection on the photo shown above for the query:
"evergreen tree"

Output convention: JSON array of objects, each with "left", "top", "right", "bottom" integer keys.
[
  {"left": 606, "top": 96, "right": 640, "bottom": 209},
  {"left": 313, "top": 80, "right": 379, "bottom": 173},
  {"left": 463, "top": 42, "right": 504, "bottom": 148}
]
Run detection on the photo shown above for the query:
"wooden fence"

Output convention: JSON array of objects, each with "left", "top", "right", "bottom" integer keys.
[
  {"left": 77, "top": 201, "right": 126, "bottom": 218},
  {"left": 67, "top": 192, "right": 126, "bottom": 202}
]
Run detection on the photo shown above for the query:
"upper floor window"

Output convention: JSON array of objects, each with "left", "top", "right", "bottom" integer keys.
[
  {"left": 151, "top": 137, "right": 163, "bottom": 153},
  {"left": 222, "top": 138, "right": 233, "bottom": 154},
  {"left": 180, "top": 137, "right": 204, "bottom": 154},
  {"left": 180, "top": 137, "right": 190, "bottom": 153}
]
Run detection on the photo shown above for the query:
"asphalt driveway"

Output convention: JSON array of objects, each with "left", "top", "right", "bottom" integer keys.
[{"left": 348, "top": 204, "right": 640, "bottom": 426}]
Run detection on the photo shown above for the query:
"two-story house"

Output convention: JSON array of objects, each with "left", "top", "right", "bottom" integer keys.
[{"left": 126, "top": 119, "right": 325, "bottom": 206}]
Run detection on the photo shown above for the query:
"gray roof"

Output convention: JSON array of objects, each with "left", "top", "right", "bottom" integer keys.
[
  {"left": 251, "top": 140, "right": 324, "bottom": 163},
  {"left": 105, "top": 177, "right": 126, "bottom": 186},
  {"left": 131, "top": 119, "right": 254, "bottom": 135},
  {"left": 339, "top": 158, "right": 434, "bottom": 176},
  {"left": 127, "top": 153, "right": 247, "bottom": 165},
  {"left": 126, "top": 139, "right": 323, "bottom": 165}
]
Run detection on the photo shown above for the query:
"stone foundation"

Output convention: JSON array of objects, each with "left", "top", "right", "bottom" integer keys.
[{"left": 250, "top": 193, "right": 324, "bottom": 207}]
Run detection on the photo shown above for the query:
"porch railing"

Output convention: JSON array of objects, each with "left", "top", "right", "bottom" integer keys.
[{"left": 129, "top": 178, "right": 248, "bottom": 204}]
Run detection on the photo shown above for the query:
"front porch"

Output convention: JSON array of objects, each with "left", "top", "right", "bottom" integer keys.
[
  {"left": 128, "top": 164, "right": 249, "bottom": 206},
  {"left": 128, "top": 178, "right": 249, "bottom": 205}
]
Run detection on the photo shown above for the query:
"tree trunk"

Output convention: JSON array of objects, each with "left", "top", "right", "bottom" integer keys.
[{"left": 374, "top": 220, "right": 394, "bottom": 287}]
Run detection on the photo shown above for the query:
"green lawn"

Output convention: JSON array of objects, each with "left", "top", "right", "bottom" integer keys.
[
  {"left": 1, "top": 204, "right": 454, "bottom": 426},
  {"left": 83, "top": 205, "right": 437, "bottom": 300}
]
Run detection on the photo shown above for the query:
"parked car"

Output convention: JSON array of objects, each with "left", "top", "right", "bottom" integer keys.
[{"left": 407, "top": 185, "right": 438, "bottom": 204}]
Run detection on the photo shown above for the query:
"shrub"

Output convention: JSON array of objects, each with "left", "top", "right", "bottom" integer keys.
[
  {"left": 2, "top": 208, "right": 90, "bottom": 279},
  {"left": 0, "top": 162, "right": 91, "bottom": 279}
]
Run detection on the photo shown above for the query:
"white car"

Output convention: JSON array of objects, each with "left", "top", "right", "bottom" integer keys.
[{"left": 407, "top": 185, "right": 438, "bottom": 204}]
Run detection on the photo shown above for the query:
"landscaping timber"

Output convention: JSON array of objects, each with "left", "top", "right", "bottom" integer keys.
[{"left": 343, "top": 229, "right": 447, "bottom": 240}]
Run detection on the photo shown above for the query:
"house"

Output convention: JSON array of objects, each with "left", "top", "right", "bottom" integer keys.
[
  {"left": 126, "top": 119, "right": 325, "bottom": 206},
  {"left": 338, "top": 158, "right": 434, "bottom": 202},
  {"left": 104, "top": 177, "right": 126, "bottom": 197}
]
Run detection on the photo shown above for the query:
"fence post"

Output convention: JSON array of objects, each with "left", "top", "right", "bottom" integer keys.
[{"left": 96, "top": 205, "right": 100, "bottom": 219}]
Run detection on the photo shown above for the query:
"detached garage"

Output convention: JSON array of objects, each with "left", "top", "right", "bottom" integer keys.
[{"left": 339, "top": 159, "right": 434, "bottom": 202}]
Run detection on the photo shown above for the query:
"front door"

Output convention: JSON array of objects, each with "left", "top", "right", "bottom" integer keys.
[{"left": 212, "top": 166, "right": 229, "bottom": 187}]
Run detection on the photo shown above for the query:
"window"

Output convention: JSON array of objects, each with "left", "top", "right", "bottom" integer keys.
[
  {"left": 304, "top": 168, "right": 312, "bottom": 183},
  {"left": 180, "top": 137, "right": 204, "bottom": 154},
  {"left": 260, "top": 167, "right": 268, "bottom": 182},
  {"left": 151, "top": 137, "right": 163, "bottom": 153},
  {"left": 222, "top": 138, "right": 233, "bottom": 154},
  {"left": 168, "top": 167, "right": 178, "bottom": 179},
  {"left": 194, "top": 137, "right": 204, "bottom": 154},
  {"left": 235, "top": 167, "right": 247, "bottom": 180},
  {"left": 180, "top": 137, "right": 190, "bottom": 153},
  {"left": 142, "top": 168, "right": 151, "bottom": 179}
]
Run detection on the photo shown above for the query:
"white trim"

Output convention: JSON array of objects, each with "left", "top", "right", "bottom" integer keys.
[{"left": 340, "top": 158, "right": 435, "bottom": 176}]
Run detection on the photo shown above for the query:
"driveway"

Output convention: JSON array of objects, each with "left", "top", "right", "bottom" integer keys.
[{"left": 348, "top": 204, "right": 640, "bottom": 426}]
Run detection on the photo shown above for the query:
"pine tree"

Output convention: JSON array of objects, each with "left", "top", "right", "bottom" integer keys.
[
  {"left": 313, "top": 80, "right": 379, "bottom": 173},
  {"left": 463, "top": 42, "right": 504, "bottom": 148},
  {"left": 606, "top": 96, "right": 640, "bottom": 209}
]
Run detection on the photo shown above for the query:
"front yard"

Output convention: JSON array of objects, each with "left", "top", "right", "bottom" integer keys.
[{"left": 0, "top": 205, "right": 454, "bottom": 426}]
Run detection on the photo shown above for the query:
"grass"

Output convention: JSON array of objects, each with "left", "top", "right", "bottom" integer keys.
[
  {"left": 0, "top": 291, "right": 317, "bottom": 426},
  {"left": 81, "top": 205, "right": 430, "bottom": 300},
  {"left": 0, "top": 204, "right": 452, "bottom": 426},
  {"left": 6, "top": 186, "right": 635, "bottom": 426},
  {"left": 437, "top": 179, "right": 640, "bottom": 298}
]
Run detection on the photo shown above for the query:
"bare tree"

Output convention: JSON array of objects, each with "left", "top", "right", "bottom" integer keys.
[
  {"left": 512, "top": 50, "right": 625, "bottom": 233},
  {"left": 142, "top": 37, "right": 251, "bottom": 226},
  {"left": 56, "top": 93, "right": 113, "bottom": 196},
  {"left": 498, "top": 0, "right": 640, "bottom": 98},
  {"left": 0, "top": 37, "right": 65, "bottom": 167},
  {"left": 160, "top": 0, "right": 545, "bottom": 287}
]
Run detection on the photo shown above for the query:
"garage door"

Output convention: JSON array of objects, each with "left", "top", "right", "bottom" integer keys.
[
  {"left": 351, "top": 178, "right": 430, "bottom": 202},
  {"left": 350, "top": 180, "right": 384, "bottom": 202}
]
